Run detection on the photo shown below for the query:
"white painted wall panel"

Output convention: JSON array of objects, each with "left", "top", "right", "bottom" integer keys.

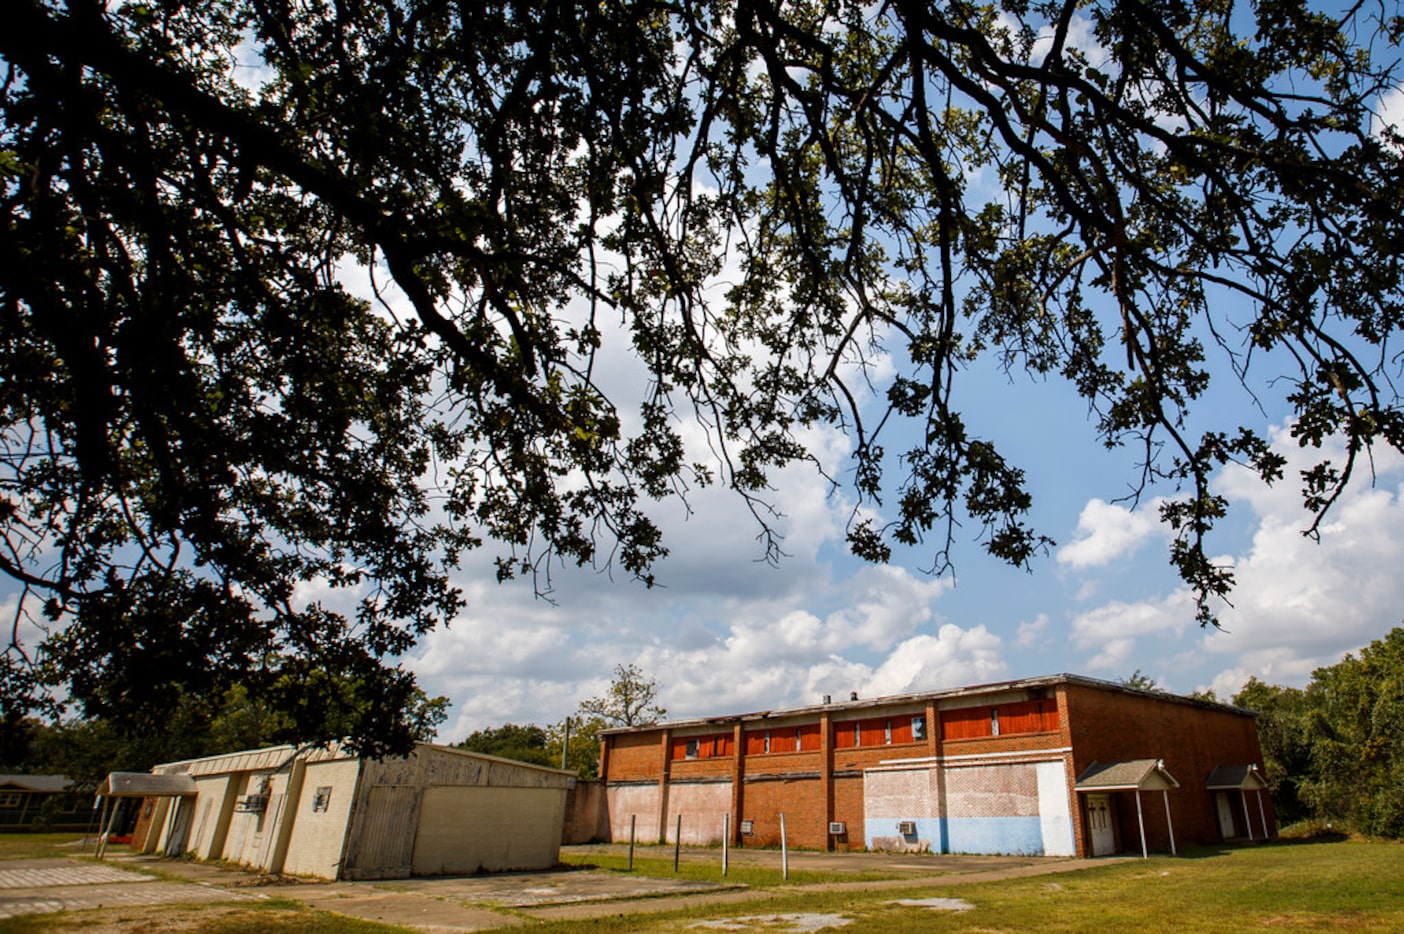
[
  {"left": 280, "top": 759, "right": 363, "bottom": 879},
  {"left": 411, "top": 785, "right": 565, "bottom": 875},
  {"left": 662, "top": 783, "right": 731, "bottom": 845},
  {"left": 1036, "top": 760, "right": 1075, "bottom": 857},
  {"left": 606, "top": 784, "right": 662, "bottom": 842}
]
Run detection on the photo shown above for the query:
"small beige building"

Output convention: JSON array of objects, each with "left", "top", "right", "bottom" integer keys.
[{"left": 129, "top": 742, "right": 574, "bottom": 880}]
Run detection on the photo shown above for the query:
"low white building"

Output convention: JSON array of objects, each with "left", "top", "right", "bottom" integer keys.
[{"left": 125, "top": 742, "right": 574, "bottom": 880}]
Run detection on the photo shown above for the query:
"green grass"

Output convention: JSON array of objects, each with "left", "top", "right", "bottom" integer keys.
[
  {"left": 556, "top": 851, "right": 897, "bottom": 887},
  {"left": 517, "top": 839, "right": 1404, "bottom": 933},
  {"left": 0, "top": 833, "right": 89, "bottom": 860}
]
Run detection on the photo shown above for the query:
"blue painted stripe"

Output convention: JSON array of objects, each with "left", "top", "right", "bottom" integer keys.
[
  {"left": 945, "top": 816, "right": 1046, "bottom": 855},
  {"left": 864, "top": 815, "right": 1058, "bottom": 856}
]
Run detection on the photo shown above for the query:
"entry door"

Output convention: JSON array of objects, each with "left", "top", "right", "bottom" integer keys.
[
  {"left": 1215, "top": 792, "right": 1235, "bottom": 839},
  {"left": 1086, "top": 794, "right": 1115, "bottom": 856}
]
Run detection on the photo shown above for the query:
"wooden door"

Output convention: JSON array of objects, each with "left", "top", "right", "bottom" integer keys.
[{"left": 1087, "top": 794, "right": 1115, "bottom": 856}]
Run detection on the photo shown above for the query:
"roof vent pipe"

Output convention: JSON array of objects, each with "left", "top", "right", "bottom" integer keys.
[
  {"left": 850, "top": 691, "right": 859, "bottom": 701},
  {"left": 823, "top": 695, "right": 831, "bottom": 704}
]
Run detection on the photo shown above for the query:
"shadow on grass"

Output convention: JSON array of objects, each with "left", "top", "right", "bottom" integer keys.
[{"left": 1166, "top": 833, "right": 1349, "bottom": 861}]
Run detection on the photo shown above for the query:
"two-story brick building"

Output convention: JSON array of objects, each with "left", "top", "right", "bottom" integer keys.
[{"left": 595, "top": 673, "right": 1272, "bottom": 858}]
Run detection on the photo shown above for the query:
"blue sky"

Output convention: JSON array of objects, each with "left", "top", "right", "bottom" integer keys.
[{"left": 403, "top": 336, "right": 1404, "bottom": 741}]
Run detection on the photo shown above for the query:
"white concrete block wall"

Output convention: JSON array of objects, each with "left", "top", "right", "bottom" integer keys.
[
  {"left": 280, "top": 759, "right": 364, "bottom": 879},
  {"left": 187, "top": 775, "right": 232, "bottom": 858}
]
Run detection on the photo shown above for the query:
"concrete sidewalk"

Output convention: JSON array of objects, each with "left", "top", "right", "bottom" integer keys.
[{"left": 0, "top": 858, "right": 258, "bottom": 921}]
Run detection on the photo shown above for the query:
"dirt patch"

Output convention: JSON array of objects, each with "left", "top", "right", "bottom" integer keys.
[
  {"left": 888, "top": 897, "right": 974, "bottom": 911},
  {"left": 10, "top": 904, "right": 309, "bottom": 934}
]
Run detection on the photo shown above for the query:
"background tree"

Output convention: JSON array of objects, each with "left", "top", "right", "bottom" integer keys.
[
  {"left": 1300, "top": 630, "right": 1404, "bottom": 837},
  {"left": 1232, "top": 677, "right": 1314, "bottom": 827},
  {"left": 1235, "top": 628, "right": 1404, "bottom": 837},
  {"left": 541, "top": 664, "right": 668, "bottom": 778},
  {"left": 4, "top": 0, "right": 1404, "bottom": 751},
  {"left": 578, "top": 664, "right": 667, "bottom": 728},
  {"left": 548, "top": 717, "right": 605, "bottom": 780},
  {"left": 1121, "top": 670, "right": 1161, "bottom": 691},
  {"left": 456, "top": 723, "right": 555, "bottom": 768}
]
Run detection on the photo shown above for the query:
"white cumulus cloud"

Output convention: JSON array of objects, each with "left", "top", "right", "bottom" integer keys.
[{"left": 1057, "top": 497, "right": 1170, "bottom": 569}]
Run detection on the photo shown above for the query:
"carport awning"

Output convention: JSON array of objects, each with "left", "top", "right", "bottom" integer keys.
[
  {"left": 1206, "top": 764, "right": 1268, "bottom": 791},
  {"left": 97, "top": 772, "right": 197, "bottom": 797},
  {"left": 1075, "top": 758, "right": 1180, "bottom": 792}
]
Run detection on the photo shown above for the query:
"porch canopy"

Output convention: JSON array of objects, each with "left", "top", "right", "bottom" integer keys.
[
  {"left": 1207, "top": 764, "right": 1270, "bottom": 841},
  {"left": 97, "top": 772, "right": 196, "bottom": 798},
  {"left": 93, "top": 772, "right": 197, "bottom": 859},
  {"left": 1075, "top": 758, "right": 1181, "bottom": 858}
]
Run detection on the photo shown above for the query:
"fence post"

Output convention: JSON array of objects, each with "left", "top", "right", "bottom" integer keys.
[
  {"left": 723, "top": 813, "right": 730, "bottom": 876},
  {"left": 674, "top": 814, "right": 682, "bottom": 872},
  {"left": 780, "top": 812, "right": 788, "bottom": 880},
  {"left": 629, "top": 815, "right": 636, "bottom": 871}
]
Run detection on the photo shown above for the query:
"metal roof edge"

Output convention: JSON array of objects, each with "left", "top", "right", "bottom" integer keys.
[
  {"left": 600, "top": 671, "right": 1256, "bottom": 736},
  {"left": 418, "top": 742, "right": 577, "bottom": 778}
]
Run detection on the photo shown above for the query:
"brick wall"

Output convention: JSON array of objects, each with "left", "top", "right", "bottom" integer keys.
[
  {"left": 1063, "top": 682, "right": 1272, "bottom": 856},
  {"left": 597, "top": 677, "right": 1271, "bottom": 858},
  {"left": 604, "top": 731, "right": 665, "bottom": 781},
  {"left": 562, "top": 780, "right": 608, "bottom": 844},
  {"left": 740, "top": 775, "right": 827, "bottom": 849}
]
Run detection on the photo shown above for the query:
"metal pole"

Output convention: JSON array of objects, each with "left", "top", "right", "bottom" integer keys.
[
  {"left": 93, "top": 796, "right": 112, "bottom": 860},
  {"left": 629, "top": 815, "right": 636, "bottom": 871},
  {"left": 673, "top": 814, "right": 682, "bottom": 872},
  {"left": 780, "top": 813, "right": 789, "bottom": 880},
  {"left": 100, "top": 797, "right": 125, "bottom": 861},
  {"left": 723, "top": 813, "right": 730, "bottom": 876},
  {"left": 561, "top": 717, "right": 572, "bottom": 771},
  {"left": 1162, "top": 790, "right": 1177, "bottom": 856},
  {"left": 1135, "top": 793, "right": 1148, "bottom": 859}
]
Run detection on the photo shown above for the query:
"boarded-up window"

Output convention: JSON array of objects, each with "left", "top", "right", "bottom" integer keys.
[
  {"left": 798, "top": 724, "right": 822, "bottom": 750},
  {"left": 941, "top": 706, "right": 995, "bottom": 740},
  {"left": 833, "top": 721, "right": 860, "bottom": 748},
  {"left": 940, "top": 699, "right": 1058, "bottom": 740},
  {"left": 999, "top": 699, "right": 1059, "bottom": 733},
  {"left": 834, "top": 717, "right": 913, "bottom": 747},
  {"left": 888, "top": 717, "right": 918, "bottom": 744},
  {"left": 673, "top": 733, "right": 734, "bottom": 760},
  {"left": 859, "top": 718, "right": 887, "bottom": 747}
]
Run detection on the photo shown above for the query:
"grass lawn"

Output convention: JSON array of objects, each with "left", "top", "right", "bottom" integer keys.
[
  {"left": 3, "top": 834, "right": 1400, "bottom": 932},
  {"left": 507, "top": 838, "right": 1404, "bottom": 933},
  {"left": 0, "top": 834, "right": 91, "bottom": 861},
  {"left": 556, "top": 850, "right": 899, "bottom": 887}
]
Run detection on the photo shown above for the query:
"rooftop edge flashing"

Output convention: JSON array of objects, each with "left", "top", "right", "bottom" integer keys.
[{"left": 600, "top": 671, "right": 1257, "bottom": 736}]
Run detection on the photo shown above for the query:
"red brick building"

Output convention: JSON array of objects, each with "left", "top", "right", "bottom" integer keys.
[{"left": 596, "top": 673, "right": 1272, "bottom": 857}]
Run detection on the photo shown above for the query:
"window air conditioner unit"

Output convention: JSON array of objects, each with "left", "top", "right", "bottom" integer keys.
[
  {"left": 897, "top": 820, "right": 917, "bottom": 835},
  {"left": 828, "top": 821, "right": 847, "bottom": 835}
]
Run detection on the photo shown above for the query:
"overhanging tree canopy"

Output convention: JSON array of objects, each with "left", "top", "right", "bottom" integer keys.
[{"left": 3, "top": 0, "right": 1401, "bottom": 752}]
